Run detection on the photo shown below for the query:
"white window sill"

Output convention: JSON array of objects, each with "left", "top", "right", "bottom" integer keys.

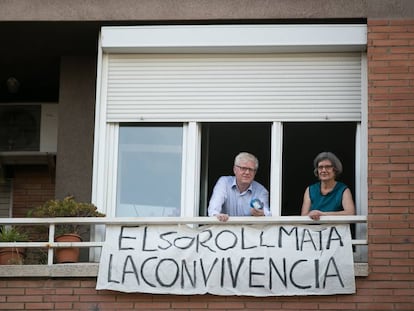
[{"left": 0, "top": 263, "right": 368, "bottom": 278}]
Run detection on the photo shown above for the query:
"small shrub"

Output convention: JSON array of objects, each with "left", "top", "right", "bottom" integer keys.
[
  {"left": 0, "top": 226, "right": 28, "bottom": 242},
  {"left": 28, "top": 196, "right": 105, "bottom": 237}
]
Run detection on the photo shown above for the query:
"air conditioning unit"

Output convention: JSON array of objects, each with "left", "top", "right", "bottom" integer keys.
[{"left": 0, "top": 104, "right": 58, "bottom": 153}]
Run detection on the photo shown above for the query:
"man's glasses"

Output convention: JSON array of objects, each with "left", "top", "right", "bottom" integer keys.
[
  {"left": 317, "top": 165, "right": 334, "bottom": 171},
  {"left": 235, "top": 165, "right": 256, "bottom": 173}
]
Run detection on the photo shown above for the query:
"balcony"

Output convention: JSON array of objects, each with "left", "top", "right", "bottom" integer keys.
[{"left": 0, "top": 216, "right": 368, "bottom": 277}]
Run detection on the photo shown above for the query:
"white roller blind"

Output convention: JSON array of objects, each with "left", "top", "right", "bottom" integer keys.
[{"left": 105, "top": 53, "right": 361, "bottom": 122}]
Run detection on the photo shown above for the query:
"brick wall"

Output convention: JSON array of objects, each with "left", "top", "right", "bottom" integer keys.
[
  {"left": 0, "top": 19, "right": 413, "bottom": 311},
  {"left": 0, "top": 274, "right": 411, "bottom": 311},
  {"left": 9, "top": 165, "right": 55, "bottom": 264},
  {"left": 11, "top": 165, "right": 55, "bottom": 217},
  {"left": 365, "top": 19, "right": 414, "bottom": 310}
]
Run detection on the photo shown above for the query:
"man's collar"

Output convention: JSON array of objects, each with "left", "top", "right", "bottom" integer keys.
[{"left": 231, "top": 177, "right": 253, "bottom": 193}]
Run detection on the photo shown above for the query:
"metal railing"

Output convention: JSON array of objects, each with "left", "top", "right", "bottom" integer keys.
[{"left": 0, "top": 215, "right": 367, "bottom": 267}]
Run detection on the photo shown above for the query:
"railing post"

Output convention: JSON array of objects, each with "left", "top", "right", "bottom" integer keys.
[{"left": 48, "top": 224, "right": 55, "bottom": 266}]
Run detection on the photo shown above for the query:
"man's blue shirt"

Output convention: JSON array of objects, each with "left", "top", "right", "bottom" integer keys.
[{"left": 207, "top": 176, "right": 271, "bottom": 216}]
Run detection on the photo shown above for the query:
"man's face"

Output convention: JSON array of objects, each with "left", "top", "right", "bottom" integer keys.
[{"left": 233, "top": 160, "right": 257, "bottom": 187}]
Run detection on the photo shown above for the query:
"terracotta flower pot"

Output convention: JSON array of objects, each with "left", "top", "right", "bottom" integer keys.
[
  {"left": 0, "top": 247, "right": 25, "bottom": 265},
  {"left": 55, "top": 233, "right": 82, "bottom": 263}
]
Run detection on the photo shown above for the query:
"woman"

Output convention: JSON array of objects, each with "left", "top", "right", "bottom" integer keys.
[{"left": 301, "top": 152, "right": 355, "bottom": 220}]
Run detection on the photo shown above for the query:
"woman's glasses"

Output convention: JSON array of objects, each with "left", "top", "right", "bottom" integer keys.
[{"left": 317, "top": 165, "right": 334, "bottom": 171}]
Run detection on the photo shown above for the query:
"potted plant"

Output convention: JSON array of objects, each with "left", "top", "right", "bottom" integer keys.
[
  {"left": 28, "top": 196, "right": 105, "bottom": 263},
  {"left": 0, "top": 225, "right": 28, "bottom": 265}
]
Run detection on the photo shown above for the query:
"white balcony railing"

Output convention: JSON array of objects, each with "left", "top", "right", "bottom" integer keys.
[{"left": 0, "top": 216, "right": 368, "bottom": 277}]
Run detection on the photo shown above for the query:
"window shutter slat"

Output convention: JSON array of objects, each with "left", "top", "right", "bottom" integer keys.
[{"left": 106, "top": 53, "right": 361, "bottom": 122}]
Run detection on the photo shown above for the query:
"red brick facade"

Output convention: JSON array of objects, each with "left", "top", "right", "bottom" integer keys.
[
  {"left": 0, "top": 19, "right": 413, "bottom": 311},
  {"left": 11, "top": 166, "right": 55, "bottom": 218}
]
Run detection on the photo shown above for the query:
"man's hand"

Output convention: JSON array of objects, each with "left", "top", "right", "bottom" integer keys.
[
  {"left": 250, "top": 208, "right": 264, "bottom": 217},
  {"left": 216, "top": 213, "right": 229, "bottom": 222}
]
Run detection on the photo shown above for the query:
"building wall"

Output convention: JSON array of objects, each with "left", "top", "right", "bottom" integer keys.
[
  {"left": 55, "top": 56, "right": 97, "bottom": 201},
  {"left": 2, "top": 0, "right": 414, "bottom": 203},
  {"left": 365, "top": 19, "right": 414, "bottom": 309},
  {"left": 0, "top": 18, "right": 413, "bottom": 311},
  {"left": 11, "top": 166, "right": 55, "bottom": 218},
  {"left": 0, "top": 0, "right": 413, "bottom": 20}
]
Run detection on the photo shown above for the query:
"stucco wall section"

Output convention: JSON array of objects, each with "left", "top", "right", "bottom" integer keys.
[
  {"left": 0, "top": 0, "right": 413, "bottom": 21},
  {"left": 55, "top": 56, "right": 96, "bottom": 201}
]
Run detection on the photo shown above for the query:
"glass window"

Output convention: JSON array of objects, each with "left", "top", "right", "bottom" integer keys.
[
  {"left": 113, "top": 122, "right": 359, "bottom": 218},
  {"left": 282, "top": 122, "right": 357, "bottom": 216},
  {"left": 199, "top": 122, "right": 272, "bottom": 216},
  {"left": 116, "top": 124, "right": 183, "bottom": 217}
]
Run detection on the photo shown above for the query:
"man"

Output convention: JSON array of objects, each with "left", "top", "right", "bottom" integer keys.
[{"left": 208, "top": 152, "right": 271, "bottom": 222}]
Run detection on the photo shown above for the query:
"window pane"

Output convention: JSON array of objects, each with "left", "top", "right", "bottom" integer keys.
[
  {"left": 282, "top": 122, "right": 356, "bottom": 216},
  {"left": 116, "top": 125, "right": 183, "bottom": 217},
  {"left": 200, "top": 122, "right": 271, "bottom": 216}
]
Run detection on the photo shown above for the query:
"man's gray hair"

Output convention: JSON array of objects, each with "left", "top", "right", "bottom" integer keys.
[{"left": 234, "top": 152, "right": 259, "bottom": 170}]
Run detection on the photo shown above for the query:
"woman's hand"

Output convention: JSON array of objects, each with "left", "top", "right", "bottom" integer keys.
[{"left": 307, "top": 209, "right": 325, "bottom": 220}]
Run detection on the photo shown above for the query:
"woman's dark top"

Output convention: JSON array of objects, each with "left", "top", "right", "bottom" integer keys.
[{"left": 309, "top": 181, "right": 347, "bottom": 212}]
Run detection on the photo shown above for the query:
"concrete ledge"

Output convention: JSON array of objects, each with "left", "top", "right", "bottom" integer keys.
[
  {"left": 0, "top": 263, "right": 368, "bottom": 278},
  {"left": 0, "top": 263, "right": 99, "bottom": 277},
  {"left": 354, "top": 262, "right": 369, "bottom": 277}
]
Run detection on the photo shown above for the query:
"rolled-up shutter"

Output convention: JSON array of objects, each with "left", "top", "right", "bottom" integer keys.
[{"left": 105, "top": 52, "right": 361, "bottom": 122}]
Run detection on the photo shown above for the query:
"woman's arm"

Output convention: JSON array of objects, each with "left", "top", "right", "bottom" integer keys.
[
  {"left": 302, "top": 186, "right": 324, "bottom": 220},
  {"left": 301, "top": 187, "right": 311, "bottom": 216},
  {"left": 322, "top": 188, "right": 355, "bottom": 216}
]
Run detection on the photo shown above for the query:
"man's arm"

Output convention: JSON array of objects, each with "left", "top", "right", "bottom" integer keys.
[
  {"left": 250, "top": 185, "right": 271, "bottom": 216},
  {"left": 259, "top": 188, "right": 271, "bottom": 216},
  {"left": 207, "top": 177, "right": 227, "bottom": 216}
]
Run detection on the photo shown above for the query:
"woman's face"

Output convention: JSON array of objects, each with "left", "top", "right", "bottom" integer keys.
[{"left": 317, "top": 159, "right": 335, "bottom": 181}]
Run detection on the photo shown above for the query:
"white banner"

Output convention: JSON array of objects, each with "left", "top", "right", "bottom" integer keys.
[{"left": 96, "top": 224, "right": 355, "bottom": 296}]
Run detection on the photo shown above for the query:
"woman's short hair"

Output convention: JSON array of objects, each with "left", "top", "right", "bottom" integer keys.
[
  {"left": 234, "top": 152, "right": 259, "bottom": 170},
  {"left": 313, "top": 151, "right": 343, "bottom": 177}
]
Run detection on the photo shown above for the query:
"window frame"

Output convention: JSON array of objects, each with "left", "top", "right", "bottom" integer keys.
[
  {"left": 92, "top": 25, "right": 368, "bottom": 262},
  {"left": 116, "top": 124, "right": 185, "bottom": 217},
  {"left": 96, "top": 119, "right": 366, "bottom": 219}
]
